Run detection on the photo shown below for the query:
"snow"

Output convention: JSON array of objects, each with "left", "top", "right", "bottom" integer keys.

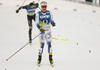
[{"left": 0, "top": 0, "right": 100, "bottom": 70}]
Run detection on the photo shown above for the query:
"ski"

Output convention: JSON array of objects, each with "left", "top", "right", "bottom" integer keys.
[
  {"left": 37, "top": 63, "right": 54, "bottom": 67},
  {"left": 37, "top": 64, "right": 54, "bottom": 67}
]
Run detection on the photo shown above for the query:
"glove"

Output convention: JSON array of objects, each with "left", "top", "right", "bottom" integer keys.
[
  {"left": 51, "top": 22, "right": 56, "bottom": 27},
  {"left": 16, "top": 9, "right": 19, "bottom": 13},
  {"left": 40, "top": 29, "right": 45, "bottom": 33},
  {"left": 36, "top": 3, "right": 39, "bottom": 8}
]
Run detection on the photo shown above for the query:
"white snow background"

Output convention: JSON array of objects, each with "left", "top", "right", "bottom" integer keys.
[{"left": 0, "top": 0, "right": 100, "bottom": 70}]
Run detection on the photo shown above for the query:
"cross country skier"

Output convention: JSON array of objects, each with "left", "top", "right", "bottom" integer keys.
[
  {"left": 16, "top": 2, "right": 39, "bottom": 45},
  {"left": 35, "top": 1, "right": 56, "bottom": 67}
]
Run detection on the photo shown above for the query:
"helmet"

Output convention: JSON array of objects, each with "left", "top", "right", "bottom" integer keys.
[
  {"left": 29, "top": 2, "right": 34, "bottom": 8},
  {"left": 40, "top": 1, "right": 47, "bottom": 6},
  {"left": 29, "top": 2, "right": 34, "bottom": 6}
]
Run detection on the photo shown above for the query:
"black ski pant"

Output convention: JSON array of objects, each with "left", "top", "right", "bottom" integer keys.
[{"left": 27, "top": 14, "right": 36, "bottom": 39}]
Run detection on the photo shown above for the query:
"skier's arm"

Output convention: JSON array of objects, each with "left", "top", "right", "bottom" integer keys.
[
  {"left": 16, "top": 6, "right": 27, "bottom": 13},
  {"left": 50, "top": 11, "right": 56, "bottom": 27},
  {"left": 19, "top": 6, "right": 27, "bottom": 9},
  {"left": 35, "top": 12, "right": 45, "bottom": 33},
  {"left": 35, "top": 13, "right": 41, "bottom": 29}
]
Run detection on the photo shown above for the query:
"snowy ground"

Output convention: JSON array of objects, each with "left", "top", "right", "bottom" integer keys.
[{"left": 0, "top": 0, "right": 100, "bottom": 70}]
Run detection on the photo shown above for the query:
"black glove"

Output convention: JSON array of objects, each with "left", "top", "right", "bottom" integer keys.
[
  {"left": 36, "top": 3, "right": 39, "bottom": 8},
  {"left": 40, "top": 29, "right": 45, "bottom": 33},
  {"left": 51, "top": 22, "right": 56, "bottom": 27},
  {"left": 16, "top": 9, "right": 19, "bottom": 13}
]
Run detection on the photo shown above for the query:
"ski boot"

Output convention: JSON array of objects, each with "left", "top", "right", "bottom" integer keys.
[
  {"left": 49, "top": 55, "right": 54, "bottom": 67},
  {"left": 29, "top": 38, "right": 32, "bottom": 45},
  {"left": 37, "top": 55, "right": 42, "bottom": 67}
]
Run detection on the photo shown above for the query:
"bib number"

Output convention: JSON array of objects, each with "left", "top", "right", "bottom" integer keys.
[{"left": 43, "top": 19, "right": 49, "bottom": 24}]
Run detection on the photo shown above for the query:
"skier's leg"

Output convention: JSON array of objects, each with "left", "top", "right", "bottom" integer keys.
[
  {"left": 33, "top": 14, "right": 36, "bottom": 21},
  {"left": 27, "top": 15, "right": 32, "bottom": 44},
  {"left": 47, "top": 41, "right": 53, "bottom": 64},
  {"left": 37, "top": 33, "right": 45, "bottom": 64},
  {"left": 37, "top": 43, "right": 44, "bottom": 64},
  {"left": 46, "top": 31, "right": 53, "bottom": 64}
]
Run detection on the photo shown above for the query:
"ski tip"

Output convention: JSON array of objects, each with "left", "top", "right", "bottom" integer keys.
[{"left": 6, "top": 59, "right": 8, "bottom": 61}]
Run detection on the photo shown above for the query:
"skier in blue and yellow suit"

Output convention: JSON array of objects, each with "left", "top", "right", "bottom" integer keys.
[
  {"left": 16, "top": 2, "right": 38, "bottom": 45},
  {"left": 35, "top": 1, "right": 56, "bottom": 65}
]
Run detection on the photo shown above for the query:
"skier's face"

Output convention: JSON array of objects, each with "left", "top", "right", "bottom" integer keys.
[
  {"left": 30, "top": 5, "right": 34, "bottom": 9},
  {"left": 41, "top": 5, "right": 47, "bottom": 12}
]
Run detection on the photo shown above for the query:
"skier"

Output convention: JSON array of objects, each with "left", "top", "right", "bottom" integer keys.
[
  {"left": 35, "top": 1, "right": 56, "bottom": 67},
  {"left": 16, "top": 2, "right": 39, "bottom": 45}
]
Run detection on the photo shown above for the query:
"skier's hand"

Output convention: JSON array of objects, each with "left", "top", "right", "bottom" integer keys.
[
  {"left": 40, "top": 29, "right": 45, "bottom": 33},
  {"left": 37, "top": 3, "right": 39, "bottom": 8},
  {"left": 16, "top": 9, "right": 19, "bottom": 13},
  {"left": 51, "top": 22, "right": 56, "bottom": 27}
]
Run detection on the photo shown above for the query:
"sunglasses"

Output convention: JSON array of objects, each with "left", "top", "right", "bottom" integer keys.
[{"left": 41, "top": 6, "right": 47, "bottom": 8}]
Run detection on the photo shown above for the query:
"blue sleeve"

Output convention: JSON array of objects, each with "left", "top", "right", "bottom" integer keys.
[
  {"left": 50, "top": 11, "right": 54, "bottom": 24},
  {"left": 36, "top": 24, "right": 41, "bottom": 29}
]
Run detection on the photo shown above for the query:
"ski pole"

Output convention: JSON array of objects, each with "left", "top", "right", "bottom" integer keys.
[
  {"left": 6, "top": 33, "right": 41, "bottom": 61},
  {"left": 21, "top": 0, "right": 26, "bottom": 6},
  {"left": 37, "top": 0, "right": 42, "bottom": 10}
]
